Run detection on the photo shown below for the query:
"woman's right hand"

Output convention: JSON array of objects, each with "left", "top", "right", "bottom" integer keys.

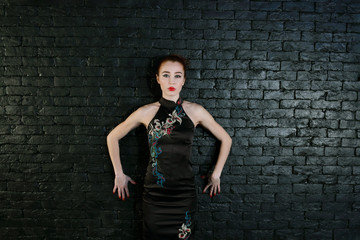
[{"left": 113, "top": 173, "right": 136, "bottom": 200}]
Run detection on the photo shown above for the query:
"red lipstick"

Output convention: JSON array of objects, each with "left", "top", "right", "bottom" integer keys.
[{"left": 168, "top": 87, "right": 175, "bottom": 91}]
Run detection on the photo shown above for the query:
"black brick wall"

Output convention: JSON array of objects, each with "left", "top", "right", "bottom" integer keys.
[{"left": 1, "top": 0, "right": 359, "bottom": 239}]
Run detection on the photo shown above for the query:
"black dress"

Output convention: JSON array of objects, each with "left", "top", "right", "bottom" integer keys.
[{"left": 142, "top": 97, "right": 196, "bottom": 240}]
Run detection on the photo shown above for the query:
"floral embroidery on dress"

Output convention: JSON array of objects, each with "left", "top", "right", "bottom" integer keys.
[
  {"left": 148, "top": 103, "right": 185, "bottom": 187},
  {"left": 179, "top": 211, "right": 192, "bottom": 239}
]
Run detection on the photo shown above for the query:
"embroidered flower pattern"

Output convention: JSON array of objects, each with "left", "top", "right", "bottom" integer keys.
[
  {"left": 179, "top": 211, "right": 192, "bottom": 239},
  {"left": 148, "top": 105, "right": 185, "bottom": 187}
]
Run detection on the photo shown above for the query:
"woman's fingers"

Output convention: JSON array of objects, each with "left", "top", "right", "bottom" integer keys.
[
  {"left": 210, "top": 185, "right": 216, "bottom": 197},
  {"left": 206, "top": 180, "right": 221, "bottom": 197},
  {"left": 122, "top": 188, "right": 126, "bottom": 200},
  {"left": 125, "top": 186, "right": 130, "bottom": 198},
  {"left": 113, "top": 175, "right": 137, "bottom": 201},
  {"left": 203, "top": 183, "right": 210, "bottom": 193},
  {"left": 128, "top": 177, "right": 136, "bottom": 185},
  {"left": 118, "top": 188, "right": 122, "bottom": 199}
]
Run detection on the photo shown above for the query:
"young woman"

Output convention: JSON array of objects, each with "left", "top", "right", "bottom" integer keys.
[{"left": 106, "top": 54, "right": 232, "bottom": 239}]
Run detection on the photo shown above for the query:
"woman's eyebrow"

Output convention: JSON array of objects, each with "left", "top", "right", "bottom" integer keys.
[{"left": 161, "top": 71, "right": 183, "bottom": 74}]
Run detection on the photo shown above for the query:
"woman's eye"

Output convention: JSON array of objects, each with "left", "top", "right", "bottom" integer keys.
[
  {"left": 175, "top": 75, "right": 182, "bottom": 78},
  {"left": 163, "top": 74, "right": 169, "bottom": 78}
]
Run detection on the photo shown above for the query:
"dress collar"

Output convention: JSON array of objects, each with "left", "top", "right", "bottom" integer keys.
[{"left": 159, "top": 96, "right": 183, "bottom": 109}]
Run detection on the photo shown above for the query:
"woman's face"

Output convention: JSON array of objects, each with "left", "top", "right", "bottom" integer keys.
[{"left": 156, "top": 61, "right": 185, "bottom": 99}]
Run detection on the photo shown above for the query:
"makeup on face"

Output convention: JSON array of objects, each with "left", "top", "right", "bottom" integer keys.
[{"left": 157, "top": 61, "right": 186, "bottom": 100}]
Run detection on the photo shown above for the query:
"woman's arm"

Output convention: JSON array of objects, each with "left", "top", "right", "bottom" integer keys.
[
  {"left": 189, "top": 103, "right": 232, "bottom": 197},
  {"left": 106, "top": 106, "right": 149, "bottom": 200}
]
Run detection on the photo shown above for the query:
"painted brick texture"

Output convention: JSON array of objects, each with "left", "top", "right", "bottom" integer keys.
[{"left": 1, "top": 0, "right": 359, "bottom": 239}]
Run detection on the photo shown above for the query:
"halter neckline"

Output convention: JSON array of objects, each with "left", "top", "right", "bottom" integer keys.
[{"left": 159, "top": 97, "right": 183, "bottom": 109}]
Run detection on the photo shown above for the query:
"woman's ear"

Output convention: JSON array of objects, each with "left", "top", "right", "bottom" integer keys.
[{"left": 156, "top": 74, "right": 159, "bottom": 84}]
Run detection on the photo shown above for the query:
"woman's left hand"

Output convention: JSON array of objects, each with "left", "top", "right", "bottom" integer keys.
[{"left": 202, "top": 174, "right": 221, "bottom": 198}]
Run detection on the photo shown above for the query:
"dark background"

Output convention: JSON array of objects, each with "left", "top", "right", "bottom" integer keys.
[{"left": 1, "top": 0, "right": 359, "bottom": 239}]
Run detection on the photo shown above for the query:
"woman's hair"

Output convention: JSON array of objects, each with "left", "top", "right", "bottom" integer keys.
[{"left": 156, "top": 54, "right": 189, "bottom": 77}]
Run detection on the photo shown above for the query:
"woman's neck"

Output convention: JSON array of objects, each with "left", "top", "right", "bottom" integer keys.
[{"left": 162, "top": 94, "right": 180, "bottom": 103}]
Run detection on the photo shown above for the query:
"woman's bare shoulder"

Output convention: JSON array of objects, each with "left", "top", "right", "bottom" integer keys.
[
  {"left": 182, "top": 100, "right": 207, "bottom": 127},
  {"left": 183, "top": 100, "right": 204, "bottom": 112},
  {"left": 134, "top": 101, "right": 160, "bottom": 127},
  {"left": 138, "top": 101, "right": 160, "bottom": 113}
]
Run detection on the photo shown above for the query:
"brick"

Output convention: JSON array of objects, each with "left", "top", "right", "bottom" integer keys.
[
  {"left": 249, "top": 137, "right": 279, "bottom": 146},
  {"left": 185, "top": 19, "right": 219, "bottom": 29},
  {"left": 244, "top": 156, "right": 274, "bottom": 165},
  {"left": 315, "top": 42, "right": 347, "bottom": 52},
  {"left": 235, "top": 50, "right": 267, "bottom": 60},
  {"left": 311, "top": 81, "right": 342, "bottom": 91},
  {"left": 325, "top": 147, "right": 355, "bottom": 157},
  {"left": 266, "top": 128, "right": 296, "bottom": 137},
  {"left": 249, "top": 100, "right": 278, "bottom": 109},
  {"left": 312, "top": 137, "right": 341, "bottom": 147},
  {"left": 205, "top": 30, "right": 236, "bottom": 40},
  {"left": 283, "top": 41, "right": 314, "bottom": 52},
  {"left": 281, "top": 61, "right": 311, "bottom": 71},
  {"left": 311, "top": 100, "right": 341, "bottom": 110},
  {"left": 295, "top": 90, "right": 325, "bottom": 99},
  {"left": 294, "top": 147, "right": 324, "bottom": 156},
  {"left": 250, "top": 1, "right": 282, "bottom": 11},
  {"left": 294, "top": 109, "right": 324, "bottom": 119},
  {"left": 217, "top": 60, "right": 248, "bottom": 70},
  {"left": 262, "top": 166, "right": 292, "bottom": 175},
  {"left": 300, "top": 52, "right": 329, "bottom": 62},
  {"left": 264, "top": 90, "right": 293, "bottom": 99},
  {"left": 327, "top": 91, "right": 357, "bottom": 101},
  {"left": 252, "top": 40, "right": 282, "bottom": 51},
  {"left": 202, "top": 10, "right": 234, "bottom": 19},
  {"left": 293, "top": 184, "right": 323, "bottom": 193},
  {"left": 328, "top": 129, "right": 356, "bottom": 138},
  {"left": 263, "top": 109, "right": 294, "bottom": 118},
  {"left": 219, "top": 20, "right": 251, "bottom": 31},
  {"left": 284, "top": 22, "right": 314, "bottom": 31},
  {"left": 280, "top": 137, "right": 311, "bottom": 147},
  {"left": 281, "top": 81, "right": 310, "bottom": 90},
  {"left": 309, "top": 175, "right": 337, "bottom": 184},
  {"left": 300, "top": 13, "right": 331, "bottom": 22},
  {"left": 268, "top": 51, "right": 299, "bottom": 61},
  {"left": 283, "top": 2, "right": 315, "bottom": 12},
  {"left": 202, "top": 70, "right": 233, "bottom": 79},
  {"left": 247, "top": 119, "right": 277, "bottom": 127},
  {"left": 250, "top": 61, "right": 280, "bottom": 70},
  {"left": 232, "top": 90, "right": 262, "bottom": 99},
  {"left": 280, "top": 100, "right": 310, "bottom": 109},
  {"left": 268, "top": 12, "right": 299, "bottom": 21},
  {"left": 203, "top": 50, "right": 235, "bottom": 59},
  {"left": 316, "top": 22, "right": 347, "bottom": 32}
]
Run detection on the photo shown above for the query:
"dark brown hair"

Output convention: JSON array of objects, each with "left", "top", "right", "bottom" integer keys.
[{"left": 156, "top": 54, "right": 189, "bottom": 78}]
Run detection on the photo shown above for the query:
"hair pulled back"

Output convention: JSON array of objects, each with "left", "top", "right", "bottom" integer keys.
[{"left": 156, "top": 54, "right": 189, "bottom": 78}]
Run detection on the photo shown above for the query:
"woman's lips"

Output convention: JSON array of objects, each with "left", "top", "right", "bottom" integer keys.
[{"left": 168, "top": 87, "right": 175, "bottom": 91}]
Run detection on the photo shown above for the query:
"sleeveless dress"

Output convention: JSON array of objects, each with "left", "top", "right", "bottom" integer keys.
[{"left": 142, "top": 97, "right": 196, "bottom": 240}]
